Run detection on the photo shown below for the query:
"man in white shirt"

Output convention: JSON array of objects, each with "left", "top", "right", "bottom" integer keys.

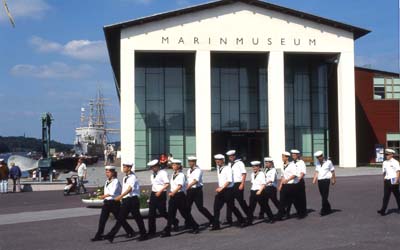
[
  {"left": 161, "top": 160, "right": 199, "bottom": 237},
  {"left": 288, "top": 149, "right": 307, "bottom": 218},
  {"left": 105, "top": 162, "right": 147, "bottom": 242},
  {"left": 186, "top": 156, "right": 214, "bottom": 226},
  {"left": 259, "top": 157, "right": 280, "bottom": 219},
  {"left": 276, "top": 152, "right": 299, "bottom": 220},
  {"left": 75, "top": 158, "right": 87, "bottom": 194},
  {"left": 92, "top": 166, "right": 129, "bottom": 241},
  {"left": 312, "top": 151, "right": 336, "bottom": 216},
  {"left": 225, "top": 150, "right": 249, "bottom": 225},
  {"left": 248, "top": 161, "right": 274, "bottom": 224},
  {"left": 147, "top": 159, "right": 178, "bottom": 235},
  {"left": 377, "top": 149, "right": 400, "bottom": 216},
  {"left": 211, "top": 154, "right": 246, "bottom": 231}
]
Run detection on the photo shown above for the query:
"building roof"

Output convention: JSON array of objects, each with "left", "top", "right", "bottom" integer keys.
[
  {"left": 103, "top": 0, "right": 371, "bottom": 98},
  {"left": 355, "top": 66, "right": 400, "bottom": 77}
]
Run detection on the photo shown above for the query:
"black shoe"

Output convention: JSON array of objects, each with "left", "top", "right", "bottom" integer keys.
[
  {"left": 191, "top": 228, "right": 199, "bottom": 234},
  {"left": 173, "top": 220, "right": 180, "bottom": 232},
  {"left": 160, "top": 231, "right": 171, "bottom": 238},
  {"left": 222, "top": 220, "right": 232, "bottom": 226},
  {"left": 258, "top": 215, "right": 265, "bottom": 220},
  {"left": 126, "top": 232, "right": 136, "bottom": 238},
  {"left": 90, "top": 236, "right": 103, "bottom": 242},
  {"left": 138, "top": 234, "right": 148, "bottom": 241},
  {"left": 210, "top": 225, "right": 221, "bottom": 231},
  {"left": 265, "top": 218, "right": 275, "bottom": 224},
  {"left": 239, "top": 221, "right": 248, "bottom": 228},
  {"left": 377, "top": 210, "right": 386, "bottom": 216},
  {"left": 104, "top": 235, "right": 114, "bottom": 243}
]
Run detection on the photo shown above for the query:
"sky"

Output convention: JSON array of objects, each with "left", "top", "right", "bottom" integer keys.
[{"left": 0, "top": 0, "right": 398, "bottom": 144}]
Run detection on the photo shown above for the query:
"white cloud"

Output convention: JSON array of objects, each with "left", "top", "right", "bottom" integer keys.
[
  {"left": 10, "top": 62, "right": 95, "bottom": 79},
  {"left": 0, "top": 0, "right": 50, "bottom": 22},
  {"left": 29, "top": 36, "right": 108, "bottom": 62}
]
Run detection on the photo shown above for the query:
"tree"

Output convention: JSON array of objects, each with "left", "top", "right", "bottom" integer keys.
[{"left": 2, "top": 0, "right": 15, "bottom": 27}]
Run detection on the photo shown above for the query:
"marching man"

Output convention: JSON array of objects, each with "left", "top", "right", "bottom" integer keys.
[
  {"left": 377, "top": 149, "right": 400, "bottom": 216},
  {"left": 211, "top": 154, "right": 246, "bottom": 230},
  {"left": 290, "top": 149, "right": 307, "bottom": 218},
  {"left": 312, "top": 151, "right": 336, "bottom": 216}
]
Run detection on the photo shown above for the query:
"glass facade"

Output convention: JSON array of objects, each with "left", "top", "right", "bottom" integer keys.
[
  {"left": 135, "top": 53, "right": 195, "bottom": 169},
  {"left": 373, "top": 77, "right": 400, "bottom": 100},
  {"left": 285, "top": 55, "right": 330, "bottom": 161}
]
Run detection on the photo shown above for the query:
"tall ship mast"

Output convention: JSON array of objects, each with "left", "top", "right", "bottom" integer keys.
[{"left": 73, "top": 88, "right": 118, "bottom": 157}]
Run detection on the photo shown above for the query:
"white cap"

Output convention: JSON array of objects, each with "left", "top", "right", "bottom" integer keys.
[
  {"left": 105, "top": 165, "right": 116, "bottom": 170},
  {"left": 290, "top": 149, "right": 300, "bottom": 154},
  {"left": 314, "top": 151, "right": 324, "bottom": 157},
  {"left": 122, "top": 161, "right": 134, "bottom": 166},
  {"left": 187, "top": 156, "right": 197, "bottom": 161},
  {"left": 264, "top": 157, "right": 273, "bottom": 162},
  {"left": 282, "top": 152, "right": 290, "bottom": 157},
  {"left": 251, "top": 161, "right": 261, "bottom": 166},
  {"left": 0, "top": 159, "right": 4, "bottom": 162},
  {"left": 171, "top": 159, "right": 182, "bottom": 164},
  {"left": 147, "top": 159, "right": 159, "bottom": 167},
  {"left": 214, "top": 154, "right": 225, "bottom": 160},
  {"left": 385, "top": 149, "right": 396, "bottom": 154},
  {"left": 226, "top": 150, "right": 236, "bottom": 156}
]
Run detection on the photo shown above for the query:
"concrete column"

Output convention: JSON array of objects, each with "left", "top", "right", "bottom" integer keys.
[
  {"left": 195, "top": 50, "right": 212, "bottom": 170},
  {"left": 337, "top": 52, "right": 357, "bottom": 167},
  {"left": 120, "top": 39, "right": 136, "bottom": 171},
  {"left": 267, "top": 51, "right": 285, "bottom": 166}
]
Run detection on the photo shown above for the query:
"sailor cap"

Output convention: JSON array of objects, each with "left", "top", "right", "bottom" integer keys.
[
  {"left": 187, "top": 156, "right": 197, "bottom": 161},
  {"left": 251, "top": 161, "right": 261, "bottom": 166},
  {"left": 264, "top": 157, "right": 273, "bottom": 162},
  {"left": 314, "top": 151, "right": 324, "bottom": 157},
  {"left": 385, "top": 149, "right": 396, "bottom": 154},
  {"left": 171, "top": 159, "right": 182, "bottom": 164},
  {"left": 226, "top": 150, "right": 236, "bottom": 156},
  {"left": 282, "top": 152, "right": 291, "bottom": 157},
  {"left": 147, "top": 159, "right": 159, "bottom": 167},
  {"left": 214, "top": 154, "right": 225, "bottom": 160},
  {"left": 105, "top": 165, "right": 116, "bottom": 170},
  {"left": 122, "top": 161, "right": 134, "bottom": 166},
  {"left": 290, "top": 149, "right": 300, "bottom": 154}
]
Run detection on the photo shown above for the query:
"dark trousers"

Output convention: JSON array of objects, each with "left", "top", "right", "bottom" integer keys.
[
  {"left": 318, "top": 179, "right": 332, "bottom": 214},
  {"left": 259, "top": 186, "right": 280, "bottom": 217},
  {"left": 108, "top": 196, "right": 146, "bottom": 237},
  {"left": 286, "top": 179, "right": 307, "bottom": 216},
  {"left": 164, "top": 192, "right": 198, "bottom": 233},
  {"left": 213, "top": 188, "right": 244, "bottom": 227},
  {"left": 186, "top": 187, "right": 214, "bottom": 223},
  {"left": 95, "top": 200, "right": 122, "bottom": 237},
  {"left": 277, "top": 184, "right": 300, "bottom": 218},
  {"left": 248, "top": 190, "right": 273, "bottom": 222},
  {"left": 380, "top": 179, "right": 400, "bottom": 212},
  {"left": 77, "top": 176, "right": 86, "bottom": 193},
  {"left": 226, "top": 183, "right": 248, "bottom": 222},
  {"left": 148, "top": 191, "right": 168, "bottom": 234}
]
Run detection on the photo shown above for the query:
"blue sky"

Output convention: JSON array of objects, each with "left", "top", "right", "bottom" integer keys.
[{"left": 0, "top": 0, "right": 398, "bottom": 144}]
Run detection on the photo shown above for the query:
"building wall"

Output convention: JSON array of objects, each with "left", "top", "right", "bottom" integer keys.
[{"left": 355, "top": 68, "right": 400, "bottom": 164}]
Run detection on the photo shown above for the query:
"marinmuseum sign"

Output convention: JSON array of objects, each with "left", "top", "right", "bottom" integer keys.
[{"left": 161, "top": 36, "right": 317, "bottom": 47}]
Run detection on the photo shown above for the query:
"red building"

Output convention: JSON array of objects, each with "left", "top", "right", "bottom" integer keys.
[{"left": 355, "top": 67, "right": 400, "bottom": 164}]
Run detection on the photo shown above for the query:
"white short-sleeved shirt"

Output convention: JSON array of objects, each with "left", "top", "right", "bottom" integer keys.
[
  {"left": 77, "top": 163, "right": 87, "bottom": 177},
  {"left": 186, "top": 166, "right": 203, "bottom": 188},
  {"left": 229, "top": 160, "right": 247, "bottom": 183},
  {"left": 264, "top": 167, "right": 278, "bottom": 187},
  {"left": 217, "top": 165, "right": 234, "bottom": 188},
  {"left": 315, "top": 160, "right": 335, "bottom": 180},
  {"left": 382, "top": 158, "right": 400, "bottom": 180},
  {"left": 103, "top": 178, "right": 121, "bottom": 200},
  {"left": 151, "top": 169, "right": 170, "bottom": 192},
  {"left": 294, "top": 160, "right": 307, "bottom": 176},
  {"left": 170, "top": 172, "right": 186, "bottom": 192},
  {"left": 251, "top": 171, "right": 266, "bottom": 191},
  {"left": 281, "top": 162, "right": 298, "bottom": 184},
  {"left": 122, "top": 173, "right": 140, "bottom": 198}
]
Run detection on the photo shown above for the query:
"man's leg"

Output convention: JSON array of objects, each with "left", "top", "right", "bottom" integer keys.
[
  {"left": 247, "top": 191, "right": 257, "bottom": 224},
  {"left": 194, "top": 188, "right": 214, "bottom": 223},
  {"left": 148, "top": 193, "right": 158, "bottom": 235},
  {"left": 212, "top": 192, "right": 225, "bottom": 229},
  {"left": 391, "top": 184, "right": 400, "bottom": 209},
  {"left": 130, "top": 196, "right": 147, "bottom": 238},
  {"left": 225, "top": 188, "right": 245, "bottom": 225}
]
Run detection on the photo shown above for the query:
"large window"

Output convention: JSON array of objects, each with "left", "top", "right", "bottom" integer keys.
[
  {"left": 387, "top": 133, "right": 400, "bottom": 157},
  {"left": 135, "top": 53, "right": 195, "bottom": 169},
  {"left": 211, "top": 53, "right": 268, "bottom": 131},
  {"left": 374, "top": 77, "right": 400, "bottom": 100},
  {"left": 285, "top": 55, "right": 330, "bottom": 161}
]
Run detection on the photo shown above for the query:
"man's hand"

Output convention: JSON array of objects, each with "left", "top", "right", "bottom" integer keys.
[
  {"left": 115, "top": 195, "right": 122, "bottom": 202},
  {"left": 216, "top": 187, "right": 223, "bottom": 193},
  {"left": 256, "top": 190, "right": 262, "bottom": 196},
  {"left": 239, "top": 183, "right": 244, "bottom": 191},
  {"left": 99, "top": 195, "right": 106, "bottom": 200},
  {"left": 168, "top": 192, "right": 175, "bottom": 197},
  {"left": 156, "top": 191, "right": 162, "bottom": 197},
  {"left": 331, "top": 179, "right": 336, "bottom": 186}
]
